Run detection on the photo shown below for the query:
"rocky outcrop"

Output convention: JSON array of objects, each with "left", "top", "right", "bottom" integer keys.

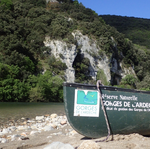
[
  {"left": 44, "top": 36, "right": 77, "bottom": 82},
  {"left": 44, "top": 31, "right": 111, "bottom": 83},
  {"left": 72, "top": 31, "right": 111, "bottom": 82},
  {"left": 46, "top": 0, "right": 58, "bottom": 3},
  {"left": 44, "top": 30, "right": 135, "bottom": 84}
]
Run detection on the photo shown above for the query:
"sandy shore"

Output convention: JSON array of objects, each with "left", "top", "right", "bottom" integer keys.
[
  {"left": 0, "top": 114, "right": 150, "bottom": 149},
  {"left": 1, "top": 130, "right": 150, "bottom": 149}
]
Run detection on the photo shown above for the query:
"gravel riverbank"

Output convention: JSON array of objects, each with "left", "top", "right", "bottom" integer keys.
[
  {"left": 0, "top": 113, "right": 82, "bottom": 149},
  {"left": 0, "top": 114, "right": 150, "bottom": 149}
]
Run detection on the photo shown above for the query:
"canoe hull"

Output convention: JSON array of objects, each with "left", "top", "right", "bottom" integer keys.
[{"left": 63, "top": 82, "right": 150, "bottom": 138}]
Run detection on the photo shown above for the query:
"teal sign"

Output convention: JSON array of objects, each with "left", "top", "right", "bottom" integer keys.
[{"left": 77, "top": 90, "right": 98, "bottom": 105}]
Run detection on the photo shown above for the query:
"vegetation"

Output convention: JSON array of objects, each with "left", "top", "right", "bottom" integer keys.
[
  {"left": 1, "top": 0, "right": 150, "bottom": 102},
  {"left": 28, "top": 71, "right": 63, "bottom": 102},
  {"left": 73, "top": 51, "right": 93, "bottom": 84},
  {"left": 100, "top": 15, "right": 150, "bottom": 90},
  {"left": 96, "top": 69, "right": 108, "bottom": 86},
  {"left": 114, "top": 74, "right": 137, "bottom": 89},
  {"left": 100, "top": 15, "right": 150, "bottom": 49}
]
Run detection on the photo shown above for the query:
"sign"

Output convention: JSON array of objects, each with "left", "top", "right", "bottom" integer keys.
[
  {"left": 74, "top": 89, "right": 100, "bottom": 117},
  {"left": 101, "top": 92, "right": 150, "bottom": 112}
]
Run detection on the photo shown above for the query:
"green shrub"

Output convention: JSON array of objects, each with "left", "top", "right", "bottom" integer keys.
[
  {"left": 96, "top": 69, "right": 108, "bottom": 85},
  {"left": 120, "top": 74, "right": 137, "bottom": 89},
  {"left": 0, "top": 63, "right": 31, "bottom": 101},
  {"left": 28, "top": 71, "right": 63, "bottom": 102},
  {"left": 0, "top": 0, "right": 13, "bottom": 10},
  {"left": 48, "top": 55, "right": 67, "bottom": 77}
]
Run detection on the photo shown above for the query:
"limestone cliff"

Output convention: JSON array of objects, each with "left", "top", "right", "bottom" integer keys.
[{"left": 44, "top": 30, "right": 136, "bottom": 85}]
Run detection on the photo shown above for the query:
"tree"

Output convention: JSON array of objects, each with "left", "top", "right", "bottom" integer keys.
[
  {"left": 0, "top": 63, "right": 31, "bottom": 101},
  {"left": 120, "top": 75, "right": 137, "bottom": 89},
  {"left": 73, "top": 0, "right": 79, "bottom": 5},
  {"left": 0, "top": 0, "right": 13, "bottom": 10},
  {"left": 28, "top": 71, "right": 64, "bottom": 102}
]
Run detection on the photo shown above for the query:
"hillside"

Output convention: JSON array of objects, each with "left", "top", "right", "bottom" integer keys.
[
  {"left": 100, "top": 15, "right": 150, "bottom": 49},
  {"left": 0, "top": 0, "right": 150, "bottom": 102}
]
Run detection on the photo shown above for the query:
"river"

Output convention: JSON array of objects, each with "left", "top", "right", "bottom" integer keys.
[{"left": 0, "top": 102, "right": 65, "bottom": 127}]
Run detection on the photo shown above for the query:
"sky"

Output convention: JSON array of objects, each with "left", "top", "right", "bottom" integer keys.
[{"left": 78, "top": 0, "right": 150, "bottom": 19}]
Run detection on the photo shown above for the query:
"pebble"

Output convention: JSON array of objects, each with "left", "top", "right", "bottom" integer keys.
[
  {"left": 43, "top": 126, "right": 53, "bottom": 131},
  {"left": 10, "top": 126, "right": 17, "bottom": 131},
  {"left": 50, "top": 114, "right": 58, "bottom": 119},
  {"left": 47, "top": 136, "right": 52, "bottom": 138},
  {"left": 45, "top": 114, "right": 50, "bottom": 117},
  {"left": 60, "top": 120, "right": 67, "bottom": 125},
  {"left": 27, "top": 120, "right": 35, "bottom": 123},
  {"left": 21, "top": 121, "right": 27, "bottom": 125},
  {"left": 43, "top": 141, "right": 74, "bottom": 149},
  {"left": 11, "top": 134, "right": 21, "bottom": 141},
  {"left": 2, "top": 128, "right": 9, "bottom": 134},
  {"left": 70, "top": 130, "right": 78, "bottom": 136},
  {"left": 30, "top": 131, "right": 39, "bottom": 135},
  {"left": 21, "top": 132, "right": 28, "bottom": 137},
  {"left": 50, "top": 123, "right": 57, "bottom": 129},
  {"left": 35, "top": 116, "right": 44, "bottom": 121},
  {"left": 0, "top": 138, "right": 8, "bottom": 143},
  {"left": 20, "top": 136, "right": 29, "bottom": 140},
  {"left": 17, "top": 126, "right": 27, "bottom": 131},
  {"left": 77, "top": 140, "right": 99, "bottom": 149},
  {"left": 0, "top": 114, "right": 77, "bottom": 145}
]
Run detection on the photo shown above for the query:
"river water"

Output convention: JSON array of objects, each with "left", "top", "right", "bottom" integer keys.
[{"left": 0, "top": 102, "right": 65, "bottom": 127}]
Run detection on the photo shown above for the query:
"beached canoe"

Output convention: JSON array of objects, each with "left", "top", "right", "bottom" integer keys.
[{"left": 63, "top": 82, "right": 150, "bottom": 139}]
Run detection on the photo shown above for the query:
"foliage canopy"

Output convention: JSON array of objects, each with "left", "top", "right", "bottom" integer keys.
[{"left": 1, "top": 0, "right": 150, "bottom": 102}]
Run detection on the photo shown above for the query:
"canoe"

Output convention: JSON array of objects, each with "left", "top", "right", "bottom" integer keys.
[{"left": 63, "top": 81, "right": 150, "bottom": 139}]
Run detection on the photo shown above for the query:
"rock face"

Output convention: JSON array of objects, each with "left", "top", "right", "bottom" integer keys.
[
  {"left": 44, "top": 36, "right": 77, "bottom": 83},
  {"left": 44, "top": 30, "right": 135, "bottom": 84},
  {"left": 72, "top": 31, "right": 111, "bottom": 83}
]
